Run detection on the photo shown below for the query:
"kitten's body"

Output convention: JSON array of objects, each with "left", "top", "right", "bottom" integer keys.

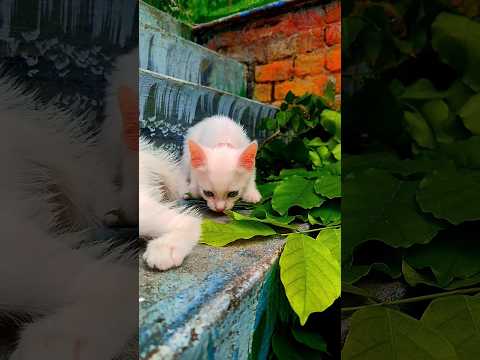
[
  {"left": 0, "top": 50, "right": 138, "bottom": 359},
  {"left": 139, "top": 140, "right": 201, "bottom": 270}
]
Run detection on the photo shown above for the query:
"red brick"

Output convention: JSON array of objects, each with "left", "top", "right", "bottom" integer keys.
[
  {"left": 326, "top": 46, "right": 341, "bottom": 72},
  {"left": 256, "top": 60, "right": 294, "bottom": 82},
  {"left": 334, "top": 73, "right": 341, "bottom": 93},
  {"left": 325, "top": 23, "right": 341, "bottom": 46},
  {"left": 294, "top": 52, "right": 325, "bottom": 77},
  {"left": 294, "top": 28, "right": 324, "bottom": 54},
  {"left": 254, "top": 83, "right": 273, "bottom": 102},
  {"left": 265, "top": 35, "right": 296, "bottom": 61},
  {"left": 324, "top": 2, "right": 341, "bottom": 23},
  {"left": 291, "top": 8, "right": 325, "bottom": 31}
]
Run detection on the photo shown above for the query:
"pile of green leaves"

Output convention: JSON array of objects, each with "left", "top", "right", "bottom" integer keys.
[
  {"left": 200, "top": 90, "right": 341, "bottom": 358},
  {"left": 342, "top": 2, "right": 480, "bottom": 359}
]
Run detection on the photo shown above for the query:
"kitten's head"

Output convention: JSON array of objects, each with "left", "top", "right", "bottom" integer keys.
[{"left": 188, "top": 140, "right": 257, "bottom": 212}]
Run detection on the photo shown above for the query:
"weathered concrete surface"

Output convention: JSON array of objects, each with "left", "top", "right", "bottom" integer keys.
[
  {"left": 139, "top": 69, "right": 277, "bottom": 152},
  {"left": 139, "top": 236, "right": 285, "bottom": 360},
  {"left": 140, "top": 28, "right": 247, "bottom": 96},
  {"left": 140, "top": 1, "right": 192, "bottom": 40}
]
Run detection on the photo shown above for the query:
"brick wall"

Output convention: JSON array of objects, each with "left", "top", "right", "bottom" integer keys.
[{"left": 204, "top": 1, "right": 341, "bottom": 107}]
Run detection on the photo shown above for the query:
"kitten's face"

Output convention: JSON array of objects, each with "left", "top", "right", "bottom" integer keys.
[{"left": 189, "top": 141, "right": 257, "bottom": 212}]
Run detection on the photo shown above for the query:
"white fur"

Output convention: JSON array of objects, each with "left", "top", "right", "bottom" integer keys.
[
  {"left": 0, "top": 50, "right": 138, "bottom": 359},
  {"left": 139, "top": 140, "right": 201, "bottom": 271},
  {"left": 182, "top": 115, "right": 262, "bottom": 212}
]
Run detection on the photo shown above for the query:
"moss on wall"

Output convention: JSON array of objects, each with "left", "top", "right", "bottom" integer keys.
[{"left": 144, "top": 0, "right": 280, "bottom": 24}]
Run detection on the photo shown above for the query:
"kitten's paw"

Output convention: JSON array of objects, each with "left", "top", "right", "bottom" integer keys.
[
  {"left": 242, "top": 189, "right": 262, "bottom": 203},
  {"left": 143, "top": 235, "right": 191, "bottom": 271}
]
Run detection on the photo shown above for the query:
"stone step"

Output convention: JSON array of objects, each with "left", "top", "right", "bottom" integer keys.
[
  {"left": 139, "top": 69, "right": 277, "bottom": 153},
  {"left": 139, "top": 235, "right": 285, "bottom": 360},
  {"left": 139, "top": 26, "right": 247, "bottom": 97},
  {"left": 140, "top": 1, "right": 192, "bottom": 40}
]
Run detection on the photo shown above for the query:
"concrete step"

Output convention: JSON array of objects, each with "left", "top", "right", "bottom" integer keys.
[
  {"left": 139, "top": 27, "right": 247, "bottom": 97},
  {"left": 139, "top": 69, "right": 277, "bottom": 153},
  {"left": 139, "top": 235, "right": 285, "bottom": 360},
  {"left": 140, "top": 1, "right": 192, "bottom": 40}
]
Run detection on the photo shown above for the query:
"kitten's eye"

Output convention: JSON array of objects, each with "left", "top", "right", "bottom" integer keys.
[
  {"left": 203, "top": 190, "right": 214, "bottom": 198},
  {"left": 227, "top": 191, "right": 239, "bottom": 198}
]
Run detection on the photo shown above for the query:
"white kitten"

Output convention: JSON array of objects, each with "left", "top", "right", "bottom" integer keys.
[
  {"left": 182, "top": 115, "right": 262, "bottom": 212},
  {"left": 139, "top": 140, "right": 201, "bottom": 271}
]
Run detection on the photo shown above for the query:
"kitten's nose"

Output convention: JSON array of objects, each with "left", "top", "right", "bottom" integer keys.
[{"left": 214, "top": 203, "right": 226, "bottom": 212}]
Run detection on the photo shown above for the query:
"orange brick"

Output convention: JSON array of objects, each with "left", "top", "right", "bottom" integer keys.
[
  {"left": 274, "top": 74, "right": 329, "bottom": 100},
  {"left": 272, "top": 100, "right": 283, "bottom": 108},
  {"left": 291, "top": 8, "right": 325, "bottom": 31},
  {"left": 254, "top": 83, "right": 273, "bottom": 102},
  {"left": 326, "top": 46, "right": 341, "bottom": 72},
  {"left": 334, "top": 73, "right": 341, "bottom": 93},
  {"left": 325, "top": 23, "right": 341, "bottom": 46},
  {"left": 325, "top": 2, "right": 341, "bottom": 23},
  {"left": 256, "top": 60, "right": 294, "bottom": 82},
  {"left": 294, "top": 28, "right": 324, "bottom": 54},
  {"left": 294, "top": 52, "right": 325, "bottom": 77}
]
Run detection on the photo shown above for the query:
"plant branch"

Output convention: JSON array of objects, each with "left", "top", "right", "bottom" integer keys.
[
  {"left": 260, "top": 130, "right": 281, "bottom": 148},
  {"left": 341, "top": 287, "right": 480, "bottom": 313}
]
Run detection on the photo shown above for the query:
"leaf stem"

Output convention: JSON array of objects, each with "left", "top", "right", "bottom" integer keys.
[
  {"left": 341, "top": 287, "right": 480, "bottom": 313},
  {"left": 283, "top": 225, "right": 341, "bottom": 235}
]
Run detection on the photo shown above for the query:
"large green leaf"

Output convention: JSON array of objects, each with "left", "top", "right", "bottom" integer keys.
[
  {"left": 458, "top": 93, "right": 480, "bottom": 135},
  {"left": 279, "top": 234, "right": 340, "bottom": 325},
  {"left": 432, "top": 12, "right": 480, "bottom": 92},
  {"left": 314, "top": 172, "right": 341, "bottom": 199},
  {"left": 316, "top": 228, "right": 340, "bottom": 264},
  {"left": 439, "top": 137, "right": 480, "bottom": 169},
  {"left": 422, "top": 295, "right": 480, "bottom": 360},
  {"left": 417, "top": 167, "right": 480, "bottom": 224},
  {"left": 406, "top": 235, "right": 480, "bottom": 287},
  {"left": 272, "top": 176, "right": 324, "bottom": 215},
  {"left": 343, "top": 169, "right": 444, "bottom": 261},
  {"left": 200, "top": 219, "right": 276, "bottom": 247},
  {"left": 225, "top": 210, "right": 298, "bottom": 230},
  {"left": 343, "top": 307, "right": 459, "bottom": 360}
]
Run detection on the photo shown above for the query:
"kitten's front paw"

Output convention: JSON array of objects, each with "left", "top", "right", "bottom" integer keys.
[
  {"left": 242, "top": 189, "right": 262, "bottom": 203},
  {"left": 143, "top": 234, "right": 191, "bottom": 271}
]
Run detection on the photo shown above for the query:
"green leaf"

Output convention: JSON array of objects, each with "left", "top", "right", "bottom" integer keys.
[
  {"left": 446, "top": 80, "right": 475, "bottom": 112},
  {"left": 316, "top": 228, "right": 340, "bottom": 264},
  {"left": 342, "top": 262, "right": 402, "bottom": 285},
  {"left": 320, "top": 109, "right": 341, "bottom": 141},
  {"left": 406, "top": 235, "right": 480, "bottom": 287},
  {"left": 200, "top": 219, "right": 276, "bottom": 247},
  {"left": 257, "top": 182, "right": 280, "bottom": 199},
  {"left": 272, "top": 176, "right": 324, "bottom": 215},
  {"left": 417, "top": 167, "right": 480, "bottom": 224},
  {"left": 277, "top": 168, "right": 322, "bottom": 179},
  {"left": 422, "top": 295, "right": 480, "bottom": 360},
  {"left": 343, "top": 16, "right": 365, "bottom": 50},
  {"left": 400, "top": 78, "right": 446, "bottom": 100},
  {"left": 342, "top": 169, "right": 444, "bottom": 261},
  {"left": 272, "top": 330, "right": 321, "bottom": 360},
  {"left": 291, "top": 328, "right": 327, "bottom": 352},
  {"left": 343, "top": 307, "right": 459, "bottom": 360},
  {"left": 421, "top": 99, "right": 459, "bottom": 143},
  {"left": 314, "top": 173, "right": 341, "bottom": 199},
  {"left": 332, "top": 143, "right": 341, "bottom": 160},
  {"left": 341, "top": 282, "right": 378, "bottom": 300},
  {"left": 309, "top": 202, "right": 341, "bottom": 225},
  {"left": 279, "top": 234, "right": 340, "bottom": 325},
  {"left": 458, "top": 93, "right": 480, "bottom": 135},
  {"left": 432, "top": 12, "right": 480, "bottom": 92},
  {"left": 404, "top": 110, "right": 436, "bottom": 149},
  {"left": 439, "top": 137, "right": 480, "bottom": 169},
  {"left": 226, "top": 210, "right": 298, "bottom": 230}
]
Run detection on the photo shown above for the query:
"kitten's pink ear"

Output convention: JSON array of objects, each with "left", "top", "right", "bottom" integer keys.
[
  {"left": 239, "top": 141, "right": 258, "bottom": 171},
  {"left": 188, "top": 140, "right": 207, "bottom": 168}
]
